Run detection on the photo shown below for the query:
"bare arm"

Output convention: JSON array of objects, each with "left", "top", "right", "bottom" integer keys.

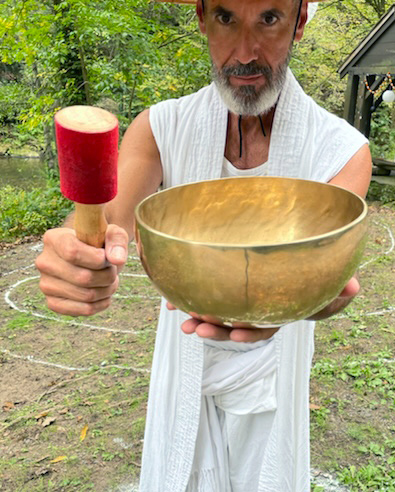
[
  {"left": 308, "top": 143, "right": 372, "bottom": 321},
  {"left": 105, "top": 109, "right": 163, "bottom": 238}
]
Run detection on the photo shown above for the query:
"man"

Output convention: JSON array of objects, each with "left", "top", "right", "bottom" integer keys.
[{"left": 36, "top": 1, "right": 372, "bottom": 490}]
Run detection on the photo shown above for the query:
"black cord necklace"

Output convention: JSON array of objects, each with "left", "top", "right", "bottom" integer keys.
[{"left": 238, "top": 114, "right": 266, "bottom": 159}]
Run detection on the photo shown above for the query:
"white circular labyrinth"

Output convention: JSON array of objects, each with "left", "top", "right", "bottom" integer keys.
[
  {"left": 1, "top": 221, "right": 395, "bottom": 372},
  {"left": 2, "top": 252, "right": 159, "bottom": 373}
]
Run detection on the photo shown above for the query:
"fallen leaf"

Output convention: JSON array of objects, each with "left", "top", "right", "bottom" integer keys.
[
  {"left": 2, "top": 401, "right": 14, "bottom": 411},
  {"left": 41, "top": 416, "right": 56, "bottom": 427},
  {"left": 80, "top": 424, "right": 89, "bottom": 442},
  {"left": 58, "top": 408, "right": 69, "bottom": 415},
  {"left": 35, "top": 411, "right": 49, "bottom": 420},
  {"left": 76, "top": 415, "right": 83, "bottom": 422},
  {"left": 309, "top": 403, "right": 321, "bottom": 410},
  {"left": 50, "top": 456, "right": 67, "bottom": 463}
]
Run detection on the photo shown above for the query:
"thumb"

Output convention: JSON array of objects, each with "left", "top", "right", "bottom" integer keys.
[
  {"left": 105, "top": 224, "right": 129, "bottom": 266},
  {"left": 339, "top": 276, "right": 360, "bottom": 298}
]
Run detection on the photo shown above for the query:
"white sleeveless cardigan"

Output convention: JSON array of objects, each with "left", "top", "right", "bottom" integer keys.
[{"left": 139, "top": 70, "right": 368, "bottom": 492}]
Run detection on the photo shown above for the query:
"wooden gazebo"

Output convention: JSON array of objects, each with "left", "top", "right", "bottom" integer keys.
[{"left": 339, "top": 5, "right": 395, "bottom": 140}]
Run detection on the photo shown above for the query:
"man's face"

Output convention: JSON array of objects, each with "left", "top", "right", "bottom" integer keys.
[{"left": 197, "top": 0, "right": 307, "bottom": 115}]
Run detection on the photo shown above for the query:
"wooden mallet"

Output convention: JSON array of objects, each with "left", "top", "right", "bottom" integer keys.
[{"left": 54, "top": 106, "right": 119, "bottom": 248}]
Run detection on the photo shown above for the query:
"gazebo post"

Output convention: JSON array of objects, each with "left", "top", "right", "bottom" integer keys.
[
  {"left": 343, "top": 72, "right": 360, "bottom": 126},
  {"left": 354, "top": 75, "right": 374, "bottom": 138}
]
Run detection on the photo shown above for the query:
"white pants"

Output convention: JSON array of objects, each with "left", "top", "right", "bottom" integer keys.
[{"left": 187, "top": 340, "right": 278, "bottom": 492}]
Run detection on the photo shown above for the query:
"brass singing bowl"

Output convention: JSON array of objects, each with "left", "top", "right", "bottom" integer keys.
[{"left": 134, "top": 177, "right": 368, "bottom": 328}]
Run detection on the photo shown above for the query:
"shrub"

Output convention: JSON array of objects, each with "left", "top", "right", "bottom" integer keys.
[
  {"left": 367, "top": 181, "right": 395, "bottom": 204},
  {"left": 0, "top": 180, "right": 73, "bottom": 242}
]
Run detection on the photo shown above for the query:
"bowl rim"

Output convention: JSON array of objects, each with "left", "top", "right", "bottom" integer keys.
[{"left": 134, "top": 176, "right": 368, "bottom": 249}]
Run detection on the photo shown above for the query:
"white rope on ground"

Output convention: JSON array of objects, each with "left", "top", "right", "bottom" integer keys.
[
  {"left": 360, "top": 222, "right": 395, "bottom": 269},
  {"left": 1, "top": 263, "right": 36, "bottom": 277},
  {"left": 1, "top": 349, "right": 151, "bottom": 374},
  {"left": 4, "top": 276, "right": 157, "bottom": 335},
  {"left": 122, "top": 273, "right": 149, "bottom": 278},
  {"left": 112, "top": 483, "right": 140, "bottom": 492},
  {"left": 114, "top": 294, "right": 161, "bottom": 300}
]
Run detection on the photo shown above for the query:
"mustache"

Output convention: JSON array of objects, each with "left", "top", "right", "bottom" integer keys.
[{"left": 221, "top": 62, "right": 272, "bottom": 79}]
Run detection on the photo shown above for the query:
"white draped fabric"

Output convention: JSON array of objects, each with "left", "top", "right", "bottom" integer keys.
[{"left": 139, "top": 70, "right": 368, "bottom": 492}]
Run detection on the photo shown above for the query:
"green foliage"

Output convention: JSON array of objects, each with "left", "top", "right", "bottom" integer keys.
[
  {"left": 370, "top": 105, "right": 395, "bottom": 159},
  {"left": 0, "top": 83, "right": 31, "bottom": 126},
  {"left": 0, "top": 181, "right": 73, "bottom": 242},
  {"left": 0, "top": 0, "right": 210, "bottom": 136},
  {"left": 292, "top": 0, "right": 393, "bottom": 115},
  {"left": 338, "top": 462, "right": 395, "bottom": 491},
  {"left": 367, "top": 182, "right": 395, "bottom": 203}
]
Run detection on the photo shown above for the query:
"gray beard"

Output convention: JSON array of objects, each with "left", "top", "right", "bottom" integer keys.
[{"left": 211, "top": 53, "right": 291, "bottom": 116}]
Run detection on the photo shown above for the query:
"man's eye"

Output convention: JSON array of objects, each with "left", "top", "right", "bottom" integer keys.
[
  {"left": 262, "top": 14, "right": 278, "bottom": 26},
  {"left": 217, "top": 13, "right": 233, "bottom": 25}
]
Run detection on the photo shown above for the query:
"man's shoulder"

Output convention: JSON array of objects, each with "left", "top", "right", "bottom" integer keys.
[{"left": 150, "top": 84, "right": 215, "bottom": 114}]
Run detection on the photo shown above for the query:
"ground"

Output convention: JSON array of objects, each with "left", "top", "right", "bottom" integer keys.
[{"left": 0, "top": 202, "right": 394, "bottom": 492}]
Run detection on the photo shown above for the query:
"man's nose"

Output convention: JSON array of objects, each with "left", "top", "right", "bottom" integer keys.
[{"left": 233, "top": 27, "right": 260, "bottom": 65}]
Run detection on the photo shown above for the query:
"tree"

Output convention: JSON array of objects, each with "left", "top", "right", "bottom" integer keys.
[{"left": 0, "top": 0, "right": 210, "bottom": 164}]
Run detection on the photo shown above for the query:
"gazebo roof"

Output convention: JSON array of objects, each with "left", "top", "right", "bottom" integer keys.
[{"left": 339, "top": 4, "right": 395, "bottom": 78}]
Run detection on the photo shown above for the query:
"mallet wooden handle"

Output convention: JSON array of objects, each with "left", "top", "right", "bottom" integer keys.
[{"left": 74, "top": 203, "right": 108, "bottom": 248}]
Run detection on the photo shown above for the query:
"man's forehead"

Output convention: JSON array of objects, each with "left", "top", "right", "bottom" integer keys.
[{"left": 205, "top": 0, "right": 295, "bottom": 9}]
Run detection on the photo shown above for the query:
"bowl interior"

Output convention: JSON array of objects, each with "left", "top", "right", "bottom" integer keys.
[{"left": 137, "top": 177, "right": 365, "bottom": 246}]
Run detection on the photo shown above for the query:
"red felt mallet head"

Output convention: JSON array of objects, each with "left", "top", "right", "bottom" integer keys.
[{"left": 54, "top": 106, "right": 119, "bottom": 247}]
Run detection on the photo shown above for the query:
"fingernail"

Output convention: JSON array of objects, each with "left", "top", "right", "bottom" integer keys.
[{"left": 111, "top": 246, "right": 126, "bottom": 262}]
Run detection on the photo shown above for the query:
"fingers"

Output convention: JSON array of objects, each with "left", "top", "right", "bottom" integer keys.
[
  {"left": 181, "top": 318, "right": 279, "bottom": 342},
  {"left": 37, "top": 249, "right": 118, "bottom": 289},
  {"left": 35, "top": 226, "right": 128, "bottom": 317},
  {"left": 41, "top": 228, "right": 107, "bottom": 269},
  {"left": 181, "top": 318, "right": 232, "bottom": 341},
  {"left": 39, "top": 274, "right": 119, "bottom": 303},
  {"left": 229, "top": 327, "right": 280, "bottom": 343},
  {"left": 45, "top": 296, "right": 114, "bottom": 317}
]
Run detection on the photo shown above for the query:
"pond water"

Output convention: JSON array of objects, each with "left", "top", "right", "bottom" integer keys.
[{"left": 0, "top": 156, "right": 47, "bottom": 189}]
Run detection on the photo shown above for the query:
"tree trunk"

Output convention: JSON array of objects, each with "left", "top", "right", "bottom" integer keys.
[
  {"left": 78, "top": 43, "right": 92, "bottom": 105},
  {"left": 41, "top": 122, "right": 57, "bottom": 172}
]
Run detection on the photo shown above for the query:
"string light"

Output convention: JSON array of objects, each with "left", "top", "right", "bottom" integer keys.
[{"left": 364, "top": 72, "right": 395, "bottom": 100}]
